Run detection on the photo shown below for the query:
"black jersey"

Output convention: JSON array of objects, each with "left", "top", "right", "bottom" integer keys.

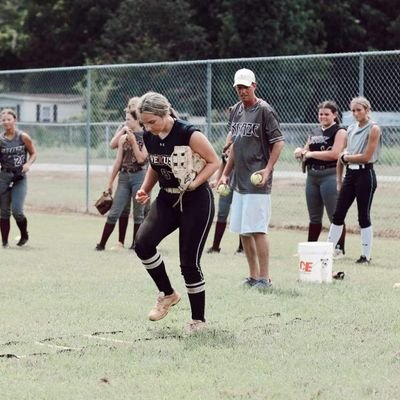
[
  {"left": 143, "top": 119, "right": 197, "bottom": 189},
  {"left": 0, "top": 130, "right": 27, "bottom": 170},
  {"left": 307, "top": 124, "right": 341, "bottom": 168}
]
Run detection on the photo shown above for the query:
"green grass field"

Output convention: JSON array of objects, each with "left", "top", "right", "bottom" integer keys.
[{"left": 1, "top": 212, "right": 399, "bottom": 399}]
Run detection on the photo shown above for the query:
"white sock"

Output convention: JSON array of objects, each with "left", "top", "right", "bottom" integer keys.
[
  {"left": 360, "top": 226, "right": 373, "bottom": 260},
  {"left": 328, "top": 224, "right": 343, "bottom": 248}
]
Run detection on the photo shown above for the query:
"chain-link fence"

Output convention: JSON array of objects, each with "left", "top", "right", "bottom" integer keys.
[{"left": 1, "top": 51, "right": 399, "bottom": 234}]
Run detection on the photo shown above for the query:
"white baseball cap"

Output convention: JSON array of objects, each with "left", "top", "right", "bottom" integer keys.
[{"left": 233, "top": 68, "right": 256, "bottom": 87}]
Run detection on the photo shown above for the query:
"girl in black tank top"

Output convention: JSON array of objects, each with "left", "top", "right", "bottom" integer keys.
[
  {"left": 133, "top": 92, "right": 219, "bottom": 333},
  {"left": 0, "top": 108, "right": 37, "bottom": 247},
  {"left": 293, "top": 101, "right": 347, "bottom": 258}
]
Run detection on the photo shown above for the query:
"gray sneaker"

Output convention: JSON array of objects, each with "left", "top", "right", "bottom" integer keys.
[
  {"left": 240, "top": 277, "right": 258, "bottom": 288},
  {"left": 251, "top": 278, "right": 273, "bottom": 291}
]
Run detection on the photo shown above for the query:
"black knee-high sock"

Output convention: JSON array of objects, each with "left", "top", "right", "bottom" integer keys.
[
  {"left": 16, "top": 217, "right": 28, "bottom": 239},
  {"left": 146, "top": 260, "right": 173, "bottom": 296},
  {"left": 188, "top": 291, "right": 205, "bottom": 321},
  {"left": 308, "top": 223, "right": 322, "bottom": 241},
  {"left": 337, "top": 223, "right": 346, "bottom": 253},
  {"left": 0, "top": 218, "right": 10, "bottom": 245},
  {"left": 99, "top": 223, "right": 115, "bottom": 247},
  {"left": 238, "top": 236, "right": 243, "bottom": 251},
  {"left": 118, "top": 216, "right": 129, "bottom": 244},
  {"left": 212, "top": 221, "right": 227, "bottom": 250},
  {"left": 131, "top": 223, "right": 141, "bottom": 247}
]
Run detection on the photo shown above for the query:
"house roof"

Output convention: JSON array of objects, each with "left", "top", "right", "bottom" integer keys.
[{"left": 0, "top": 92, "right": 84, "bottom": 103}]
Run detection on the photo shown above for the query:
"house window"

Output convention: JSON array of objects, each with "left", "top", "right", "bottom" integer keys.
[
  {"left": 53, "top": 104, "right": 58, "bottom": 122},
  {"left": 41, "top": 106, "right": 51, "bottom": 122}
]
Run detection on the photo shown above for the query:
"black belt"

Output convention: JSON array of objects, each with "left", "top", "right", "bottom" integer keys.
[
  {"left": 307, "top": 163, "right": 336, "bottom": 171},
  {"left": 120, "top": 166, "right": 142, "bottom": 173},
  {"left": 347, "top": 163, "right": 373, "bottom": 171},
  {"left": 1, "top": 167, "right": 19, "bottom": 173}
]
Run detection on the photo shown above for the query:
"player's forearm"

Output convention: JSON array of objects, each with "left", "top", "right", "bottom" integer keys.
[
  {"left": 265, "top": 141, "right": 284, "bottom": 170},
  {"left": 140, "top": 167, "right": 158, "bottom": 193}
]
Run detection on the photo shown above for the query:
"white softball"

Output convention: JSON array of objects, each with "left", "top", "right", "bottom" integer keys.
[
  {"left": 217, "top": 184, "right": 231, "bottom": 197},
  {"left": 250, "top": 173, "right": 263, "bottom": 186},
  {"left": 393, "top": 282, "right": 400, "bottom": 289}
]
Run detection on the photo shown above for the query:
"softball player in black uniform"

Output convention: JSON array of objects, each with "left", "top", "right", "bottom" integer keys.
[
  {"left": 294, "top": 101, "right": 347, "bottom": 257},
  {"left": 0, "top": 109, "right": 37, "bottom": 248},
  {"left": 134, "top": 92, "right": 219, "bottom": 333}
]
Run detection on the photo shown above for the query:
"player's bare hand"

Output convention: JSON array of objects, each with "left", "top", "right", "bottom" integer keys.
[
  {"left": 294, "top": 147, "right": 303, "bottom": 159},
  {"left": 136, "top": 189, "right": 150, "bottom": 204},
  {"left": 254, "top": 169, "right": 269, "bottom": 186},
  {"left": 339, "top": 151, "right": 349, "bottom": 165},
  {"left": 216, "top": 175, "right": 228, "bottom": 189}
]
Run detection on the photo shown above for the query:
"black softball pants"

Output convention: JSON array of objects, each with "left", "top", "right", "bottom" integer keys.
[
  {"left": 332, "top": 167, "right": 377, "bottom": 228},
  {"left": 135, "top": 184, "right": 215, "bottom": 293}
]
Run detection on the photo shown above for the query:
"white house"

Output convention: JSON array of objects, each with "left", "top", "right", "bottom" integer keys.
[
  {"left": 342, "top": 111, "right": 400, "bottom": 126},
  {"left": 0, "top": 92, "right": 84, "bottom": 123}
]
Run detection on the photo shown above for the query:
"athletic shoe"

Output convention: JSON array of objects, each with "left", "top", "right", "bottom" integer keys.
[
  {"left": 240, "top": 277, "right": 258, "bottom": 288},
  {"left": 95, "top": 243, "right": 105, "bottom": 251},
  {"left": 148, "top": 291, "right": 181, "bottom": 321},
  {"left": 110, "top": 242, "right": 124, "bottom": 251},
  {"left": 355, "top": 255, "right": 370, "bottom": 264},
  {"left": 16, "top": 235, "right": 29, "bottom": 247},
  {"left": 333, "top": 249, "right": 345, "bottom": 260},
  {"left": 207, "top": 247, "right": 221, "bottom": 254},
  {"left": 332, "top": 271, "right": 345, "bottom": 280},
  {"left": 2, "top": 242, "right": 9, "bottom": 249},
  {"left": 251, "top": 278, "right": 273, "bottom": 292},
  {"left": 185, "top": 320, "right": 207, "bottom": 334},
  {"left": 234, "top": 248, "right": 244, "bottom": 256}
]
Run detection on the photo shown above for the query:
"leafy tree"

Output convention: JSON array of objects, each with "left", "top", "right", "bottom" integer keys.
[
  {"left": 0, "top": 0, "right": 28, "bottom": 69},
  {"left": 94, "top": 0, "right": 209, "bottom": 64},
  {"left": 216, "top": 0, "right": 323, "bottom": 57},
  {"left": 357, "top": 0, "right": 400, "bottom": 50},
  {"left": 19, "top": 0, "right": 123, "bottom": 68}
]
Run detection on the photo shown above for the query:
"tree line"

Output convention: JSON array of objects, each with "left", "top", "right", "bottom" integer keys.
[{"left": 1, "top": 0, "right": 399, "bottom": 70}]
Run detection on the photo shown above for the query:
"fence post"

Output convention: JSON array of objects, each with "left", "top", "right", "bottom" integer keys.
[
  {"left": 358, "top": 53, "right": 364, "bottom": 96},
  {"left": 105, "top": 125, "right": 110, "bottom": 174},
  {"left": 206, "top": 62, "right": 212, "bottom": 138},
  {"left": 85, "top": 68, "right": 92, "bottom": 213}
]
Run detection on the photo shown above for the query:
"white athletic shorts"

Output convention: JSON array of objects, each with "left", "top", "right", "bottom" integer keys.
[{"left": 229, "top": 192, "right": 271, "bottom": 235}]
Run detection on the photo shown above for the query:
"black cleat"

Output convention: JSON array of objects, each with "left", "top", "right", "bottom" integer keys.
[
  {"left": 207, "top": 247, "right": 221, "bottom": 254},
  {"left": 355, "top": 255, "right": 370, "bottom": 264},
  {"left": 17, "top": 235, "right": 29, "bottom": 246},
  {"left": 95, "top": 243, "right": 105, "bottom": 251}
]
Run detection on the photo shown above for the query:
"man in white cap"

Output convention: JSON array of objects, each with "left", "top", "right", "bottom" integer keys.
[{"left": 218, "top": 68, "right": 285, "bottom": 291}]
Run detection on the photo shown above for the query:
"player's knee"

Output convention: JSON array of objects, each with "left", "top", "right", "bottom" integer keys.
[
  {"left": 13, "top": 212, "right": 25, "bottom": 222},
  {"left": 180, "top": 267, "right": 204, "bottom": 285},
  {"left": 359, "top": 219, "right": 371, "bottom": 229}
]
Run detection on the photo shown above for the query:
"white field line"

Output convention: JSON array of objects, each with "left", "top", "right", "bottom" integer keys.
[
  {"left": 34, "top": 341, "right": 82, "bottom": 351},
  {"left": 83, "top": 334, "right": 135, "bottom": 345}
]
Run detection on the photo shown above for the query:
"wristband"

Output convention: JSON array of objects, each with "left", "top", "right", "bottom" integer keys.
[{"left": 340, "top": 153, "right": 348, "bottom": 165}]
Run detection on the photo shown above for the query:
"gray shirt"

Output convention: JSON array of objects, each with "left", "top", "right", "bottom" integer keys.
[
  {"left": 347, "top": 120, "right": 381, "bottom": 163},
  {"left": 0, "top": 130, "right": 27, "bottom": 170},
  {"left": 229, "top": 99, "right": 284, "bottom": 194}
]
